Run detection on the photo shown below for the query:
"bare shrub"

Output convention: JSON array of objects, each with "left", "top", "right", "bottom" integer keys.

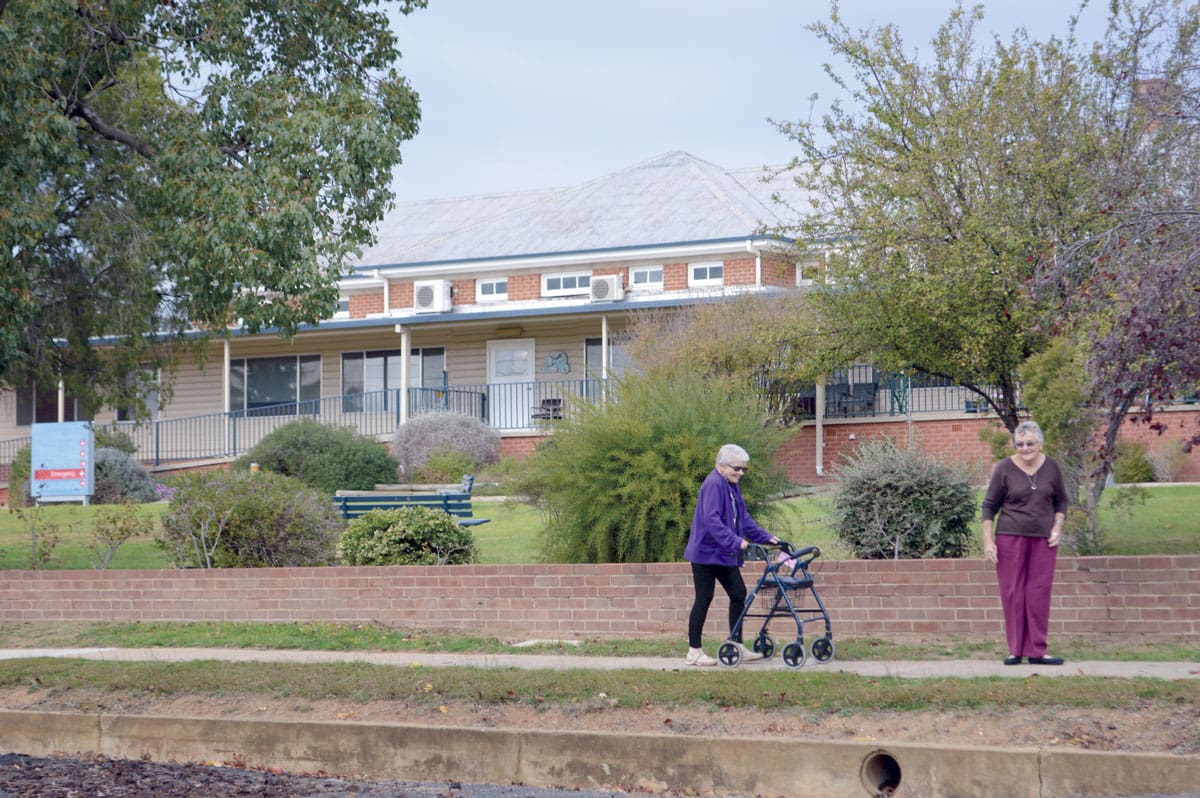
[{"left": 392, "top": 413, "right": 499, "bottom": 480}]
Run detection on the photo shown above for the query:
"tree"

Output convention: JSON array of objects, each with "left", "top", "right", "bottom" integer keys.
[
  {"left": 1033, "top": 0, "right": 1200, "bottom": 492},
  {"left": 774, "top": 2, "right": 1114, "bottom": 432},
  {"left": 0, "top": 0, "right": 424, "bottom": 416}
]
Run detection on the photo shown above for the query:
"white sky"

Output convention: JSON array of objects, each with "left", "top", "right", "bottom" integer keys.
[{"left": 387, "top": 0, "right": 1111, "bottom": 201}]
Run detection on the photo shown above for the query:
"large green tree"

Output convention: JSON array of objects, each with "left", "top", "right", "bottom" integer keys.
[
  {"left": 0, "top": 0, "right": 424, "bottom": 415},
  {"left": 776, "top": 2, "right": 1113, "bottom": 432}
]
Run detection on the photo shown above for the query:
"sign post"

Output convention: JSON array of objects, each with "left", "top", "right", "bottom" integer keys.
[{"left": 29, "top": 422, "right": 95, "bottom": 505}]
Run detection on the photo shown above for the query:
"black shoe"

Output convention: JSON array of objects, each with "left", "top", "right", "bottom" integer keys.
[
  {"left": 1027, "top": 655, "right": 1064, "bottom": 666},
  {"left": 1003, "top": 655, "right": 1022, "bottom": 666}
]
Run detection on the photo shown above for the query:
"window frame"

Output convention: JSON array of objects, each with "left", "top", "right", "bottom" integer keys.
[
  {"left": 476, "top": 277, "right": 508, "bottom": 303},
  {"left": 541, "top": 271, "right": 591, "bottom": 297},
  {"left": 629, "top": 266, "right": 664, "bottom": 291},
  {"left": 688, "top": 261, "right": 724, "bottom": 287}
]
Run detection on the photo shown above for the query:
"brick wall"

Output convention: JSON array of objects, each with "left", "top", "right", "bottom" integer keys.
[
  {"left": 776, "top": 412, "right": 1200, "bottom": 485},
  {"left": 2, "top": 556, "right": 1195, "bottom": 642}
]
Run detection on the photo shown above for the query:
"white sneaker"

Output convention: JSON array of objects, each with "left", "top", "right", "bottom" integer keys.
[
  {"left": 737, "top": 643, "right": 764, "bottom": 662},
  {"left": 685, "top": 647, "right": 717, "bottom": 666}
]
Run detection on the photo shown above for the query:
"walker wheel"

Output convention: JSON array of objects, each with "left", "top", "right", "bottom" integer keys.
[
  {"left": 782, "top": 641, "right": 807, "bottom": 669},
  {"left": 717, "top": 641, "right": 743, "bottom": 668},
  {"left": 755, "top": 634, "right": 776, "bottom": 661},
  {"left": 811, "top": 636, "right": 835, "bottom": 664}
]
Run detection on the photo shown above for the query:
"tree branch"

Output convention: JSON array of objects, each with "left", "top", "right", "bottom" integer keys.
[{"left": 65, "top": 96, "right": 156, "bottom": 159}]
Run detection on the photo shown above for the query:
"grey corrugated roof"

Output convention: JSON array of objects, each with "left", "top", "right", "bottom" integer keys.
[{"left": 353, "top": 151, "right": 807, "bottom": 271}]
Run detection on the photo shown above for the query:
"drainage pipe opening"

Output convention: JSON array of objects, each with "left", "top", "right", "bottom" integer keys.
[{"left": 859, "top": 749, "right": 901, "bottom": 796}]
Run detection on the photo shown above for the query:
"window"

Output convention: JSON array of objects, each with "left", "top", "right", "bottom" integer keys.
[
  {"left": 410, "top": 347, "right": 446, "bottom": 388},
  {"left": 342, "top": 350, "right": 402, "bottom": 412},
  {"left": 688, "top": 261, "right": 724, "bottom": 287},
  {"left": 15, "top": 382, "right": 82, "bottom": 426},
  {"left": 230, "top": 355, "right": 321, "bottom": 416},
  {"left": 541, "top": 271, "right": 591, "bottom": 297},
  {"left": 116, "top": 369, "right": 160, "bottom": 422},
  {"left": 630, "top": 266, "right": 663, "bottom": 290},
  {"left": 477, "top": 278, "right": 508, "bottom": 302},
  {"left": 332, "top": 297, "right": 350, "bottom": 318},
  {"left": 585, "top": 338, "right": 629, "bottom": 379}
]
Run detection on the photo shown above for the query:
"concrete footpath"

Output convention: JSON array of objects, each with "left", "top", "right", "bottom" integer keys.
[
  {"left": 1, "top": 646, "right": 1197, "bottom": 679},
  {"left": 1, "top": 647, "right": 1198, "bottom": 798}
]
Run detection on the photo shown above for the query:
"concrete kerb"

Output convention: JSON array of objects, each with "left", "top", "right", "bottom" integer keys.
[{"left": 3, "top": 709, "right": 1200, "bottom": 798}]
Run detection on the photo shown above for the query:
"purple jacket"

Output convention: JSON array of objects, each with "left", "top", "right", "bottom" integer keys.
[{"left": 684, "top": 468, "right": 773, "bottom": 566}]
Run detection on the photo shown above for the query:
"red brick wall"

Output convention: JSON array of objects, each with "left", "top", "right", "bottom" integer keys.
[
  {"left": 663, "top": 263, "right": 688, "bottom": 291},
  {"left": 1, "top": 556, "right": 1195, "bottom": 641},
  {"left": 761, "top": 257, "right": 796, "bottom": 288},
  {"left": 723, "top": 256, "right": 757, "bottom": 286},
  {"left": 348, "top": 293, "right": 384, "bottom": 318},
  {"left": 507, "top": 274, "right": 540, "bottom": 301},
  {"left": 451, "top": 278, "right": 475, "bottom": 305},
  {"left": 388, "top": 281, "right": 414, "bottom": 311},
  {"left": 776, "top": 412, "right": 1200, "bottom": 485}
]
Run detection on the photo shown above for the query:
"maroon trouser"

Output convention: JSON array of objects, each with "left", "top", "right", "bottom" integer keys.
[{"left": 995, "top": 534, "right": 1058, "bottom": 658}]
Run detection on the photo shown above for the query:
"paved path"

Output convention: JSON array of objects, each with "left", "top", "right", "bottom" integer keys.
[{"left": 1, "top": 647, "right": 1196, "bottom": 679}]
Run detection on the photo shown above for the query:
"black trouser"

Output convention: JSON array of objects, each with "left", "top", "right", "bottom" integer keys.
[{"left": 688, "top": 562, "right": 747, "bottom": 648}]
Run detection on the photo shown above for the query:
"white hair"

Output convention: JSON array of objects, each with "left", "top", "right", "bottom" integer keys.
[{"left": 716, "top": 444, "right": 749, "bottom": 467}]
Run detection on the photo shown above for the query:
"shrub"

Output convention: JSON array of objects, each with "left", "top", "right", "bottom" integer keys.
[
  {"left": 158, "top": 470, "right": 341, "bottom": 568},
  {"left": 89, "top": 502, "right": 155, "bottom": 569},
  {"left": 233, "top": 418, "right": 399, "bottom": 493},
  {"left": 94, "top": 427, "right": 137, "bottom": 454},
  {"left": 7, "top": 445, "right": 31, "bottom": 508},
  {"left": 392, "top": 413, "right": 500, "bottom": 480},
  {"left": 417, "top": 448, "right": 477, "bottom": 483},
  {"left": 1112, "top": 440, "right": 1154, "bottom": 484},
  {"left": 93, "top": 447, "right": 160, "bottom": 504},
  {"left": 1146, "top": 442, "right": 1186, "bottom": 483},
  {"left": 831, "top": 436, "right": 976, "bottom": 559},
  {"left": 510, "top": 366, "right": 788, "bottom": 563},
  {"left": 337, "top": 507, "right": 480, "bottom": 565}
]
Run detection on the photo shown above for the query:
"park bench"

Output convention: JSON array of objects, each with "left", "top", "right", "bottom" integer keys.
[{"left": 333, "top": 474, "right": 490, "bottom": 526}]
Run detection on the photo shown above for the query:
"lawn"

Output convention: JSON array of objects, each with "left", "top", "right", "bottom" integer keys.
[{"left": 0, "top": 484, "right": 1195, "bottom": 569}]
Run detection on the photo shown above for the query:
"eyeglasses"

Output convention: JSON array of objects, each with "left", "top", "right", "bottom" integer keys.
[
  {"left": 1014, "top": 441, "right": 1038, "bottom": 449},
  {"left": 724, "top": 464, "right": 748, "bottom": 473}
]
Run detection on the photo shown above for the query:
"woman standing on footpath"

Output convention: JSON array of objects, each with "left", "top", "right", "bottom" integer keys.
[{"left": 981, "top": 420, "right": 1069, "bottom": 666}]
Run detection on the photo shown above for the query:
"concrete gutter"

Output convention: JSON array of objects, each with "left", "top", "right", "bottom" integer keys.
[{"left": 2, "top": 709, "right": 1199, "bottom": 798}]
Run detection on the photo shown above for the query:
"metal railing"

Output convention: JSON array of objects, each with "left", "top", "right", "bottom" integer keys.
[{"left": 0, "top": 379, "right": 609, "bottom": 475}]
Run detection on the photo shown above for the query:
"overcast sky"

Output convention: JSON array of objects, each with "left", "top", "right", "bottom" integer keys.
[{"left": 387, "top": 1, "right": 1111, "bottom": 201}]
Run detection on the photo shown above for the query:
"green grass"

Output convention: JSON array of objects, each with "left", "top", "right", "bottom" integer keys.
[
  {"left": 0, "top": 655, "right": 1193, "bottom": 719},
  {"left": 2, "top": 621, "right": 1197, "bottom": 662},
  {"left": 1, "top": 484, "right": 1196, "bottom": 569}
]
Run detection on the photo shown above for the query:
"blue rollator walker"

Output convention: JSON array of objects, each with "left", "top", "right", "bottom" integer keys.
[{"left": 718, "top": 541, "right": 835, "bottom": 669}]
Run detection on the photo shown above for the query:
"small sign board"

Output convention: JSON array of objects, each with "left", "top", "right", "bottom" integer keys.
[{"left": 30, "top": 421, "right": 95, "bottom": 504}]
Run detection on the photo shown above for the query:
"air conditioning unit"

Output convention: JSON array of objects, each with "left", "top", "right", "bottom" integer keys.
[
  {"left": 589, "top": 275, "right": 624, "bottom": 302},
  {"left": 413, "top": 280, "right": 453, "bottom": 313}
]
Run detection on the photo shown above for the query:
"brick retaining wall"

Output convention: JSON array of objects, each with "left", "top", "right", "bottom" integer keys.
[{"left": 2, "top": 556, "right": 1195, "bottom": 642}]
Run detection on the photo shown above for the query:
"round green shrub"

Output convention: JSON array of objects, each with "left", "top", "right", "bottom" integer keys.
[
  {"left": 93, "top": 447, "right": 159, "bottom": 504},
  {"left": 417, "top": 448, "right": 477, "bottom": 483},
  {"left": 233, "top": 418, "right": 399, "bottom": 493},
  {"left": 158, "top": 470, "right": 341, "bottom": 568},
  {"left": 337, "top": 506, "right": 480, "bottom": 566},
  {"left": 832, "top": 436, "right": 976, "bottom": 559},
  {"left": 1112, "top": 440, "right": 1154, "bottom": 483},
  {"left": 392, "top": 412, "right": 499, "bottom": 480}
]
